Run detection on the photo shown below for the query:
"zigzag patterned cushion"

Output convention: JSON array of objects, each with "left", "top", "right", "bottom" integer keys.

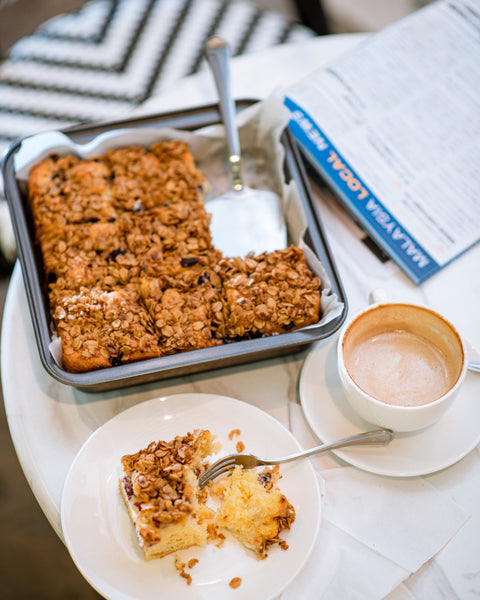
[{"left": 0, "top": 0, "right": 315, "bottom": 157}]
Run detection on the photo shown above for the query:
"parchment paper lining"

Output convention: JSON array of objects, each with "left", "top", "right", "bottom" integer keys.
[{"left": 14, "top": 94, "right": 344, "bottom": 369}]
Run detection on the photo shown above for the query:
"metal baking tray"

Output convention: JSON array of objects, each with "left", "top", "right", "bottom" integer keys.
[{"left": 2, "top": 101, "right": 347, "bottom": 392}]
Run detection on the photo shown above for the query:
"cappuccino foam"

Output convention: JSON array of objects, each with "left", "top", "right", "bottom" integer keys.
[{"left": 345, "top": 330, "right": 454, "bottom": 407}]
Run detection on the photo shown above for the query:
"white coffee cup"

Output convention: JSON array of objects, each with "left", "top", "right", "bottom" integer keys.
[{"left": 337, "top": 295, "right": 467, "bottom": 432}]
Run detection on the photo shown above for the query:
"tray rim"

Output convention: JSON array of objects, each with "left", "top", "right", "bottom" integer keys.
[{"left": 1, "top": 99, "right": 347, "bottom": 391}]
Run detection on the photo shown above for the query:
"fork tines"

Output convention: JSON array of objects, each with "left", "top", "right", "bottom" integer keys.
[{"left": 198, "top": 456, "right": 238, "bottom": 488}]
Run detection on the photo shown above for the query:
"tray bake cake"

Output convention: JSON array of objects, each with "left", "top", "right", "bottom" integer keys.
[
  {"left": 27, "top": 140, "right": 322, "bottom": 373},
  {"left": 119, "top": 429, "right": 296, "bottom": 563}
]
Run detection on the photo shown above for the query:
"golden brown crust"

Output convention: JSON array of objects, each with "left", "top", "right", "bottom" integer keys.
[{"left": 28, "top": 140, "right": 322, "bottom": 373}]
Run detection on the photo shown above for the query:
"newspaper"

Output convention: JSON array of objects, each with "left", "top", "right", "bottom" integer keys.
[{"left": 284, "top": 0, "right": 480, "bottom": 283}]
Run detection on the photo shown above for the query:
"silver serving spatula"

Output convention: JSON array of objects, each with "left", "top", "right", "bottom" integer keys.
[{"left": 205, "top": 37, "right": 287, "bottom": 257}]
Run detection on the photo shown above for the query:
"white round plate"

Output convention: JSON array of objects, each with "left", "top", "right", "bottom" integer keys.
[
  {"left": 61, "top": 393, "right": 321, "bottom": 600},
  {"left": 300, "top": 337, "right": 480, "bottom": 477}
]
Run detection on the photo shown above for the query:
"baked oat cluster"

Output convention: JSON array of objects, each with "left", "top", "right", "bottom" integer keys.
[{"left": 28, "top": 140, "right": 322, "bottom": 373}]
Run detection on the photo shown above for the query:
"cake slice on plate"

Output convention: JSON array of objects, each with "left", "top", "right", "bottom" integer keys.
[{"left": 119, "top": 429, "right": 216, "bottom": 560}]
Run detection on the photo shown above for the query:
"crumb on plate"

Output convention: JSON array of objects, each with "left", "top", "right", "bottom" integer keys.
[{"left": 229, "top": 577, "right": 242, "bottom": 589}]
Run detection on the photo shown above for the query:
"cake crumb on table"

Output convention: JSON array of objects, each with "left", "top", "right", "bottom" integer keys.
[
  {"left": 236, "top": 440, "right": 245, "bottom": 452},
  {"left": 229, "top": 577, "right": 242, "bottom": 589}
]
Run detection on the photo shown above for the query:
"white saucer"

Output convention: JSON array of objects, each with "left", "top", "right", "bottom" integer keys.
[
  {"left": 299, "top": 337, "right": 480, "bottom": 477},
  {"left": 61, "top": 393, "right": 321, "bottom": 600}
]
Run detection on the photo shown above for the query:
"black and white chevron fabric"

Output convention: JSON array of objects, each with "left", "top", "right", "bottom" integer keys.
[{"left": 0, "top": 0, "right": 315, "bottom": 156}]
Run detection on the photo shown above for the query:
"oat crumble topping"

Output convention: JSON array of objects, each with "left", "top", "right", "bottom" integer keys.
[{"left": 120, "top": 430, "right": 214, "bottom": 543}]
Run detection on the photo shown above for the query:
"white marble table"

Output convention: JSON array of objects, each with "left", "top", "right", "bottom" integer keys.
[{"left": 2, "top": 34, "right": 480, "bottom": 600}]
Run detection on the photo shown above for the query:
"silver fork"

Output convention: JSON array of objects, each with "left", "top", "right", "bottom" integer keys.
[{"left": 198, "top": 429, "right": 393, "bottom": 488}]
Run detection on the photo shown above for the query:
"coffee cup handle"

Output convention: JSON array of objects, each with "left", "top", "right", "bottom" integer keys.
[{"left": 369, "top": 288, "right": 388, "bottom": 305}]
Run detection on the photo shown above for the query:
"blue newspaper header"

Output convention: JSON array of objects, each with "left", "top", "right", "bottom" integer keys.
[{"left": 284, "top": 96, "right": 440, "bottom": 283}]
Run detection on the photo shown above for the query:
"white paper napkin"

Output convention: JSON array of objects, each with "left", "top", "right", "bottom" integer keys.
[{"left": 283, "top": 402, "right": 470, "bottom": 600}]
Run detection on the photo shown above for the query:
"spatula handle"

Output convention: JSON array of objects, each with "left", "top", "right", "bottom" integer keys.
[{"left": 205, "top": 37, "right": 243, "bottom": 190}]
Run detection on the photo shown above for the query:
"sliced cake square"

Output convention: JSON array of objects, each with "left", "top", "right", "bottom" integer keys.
[{"left": 218, "top": 246, "right": 321, "bottom": 339}]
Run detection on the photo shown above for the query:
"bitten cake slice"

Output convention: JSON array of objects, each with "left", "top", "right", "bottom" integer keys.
[
  {"left": 119, "top": 430, "right": 216, "bottom": 560},
  {"left": 209, "top": 465, "right": 296, "bottom": 558}
]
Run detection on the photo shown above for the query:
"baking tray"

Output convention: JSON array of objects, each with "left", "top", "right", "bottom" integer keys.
[{"left": 2, "top": 100, "right": 347, "bottom": 392}]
